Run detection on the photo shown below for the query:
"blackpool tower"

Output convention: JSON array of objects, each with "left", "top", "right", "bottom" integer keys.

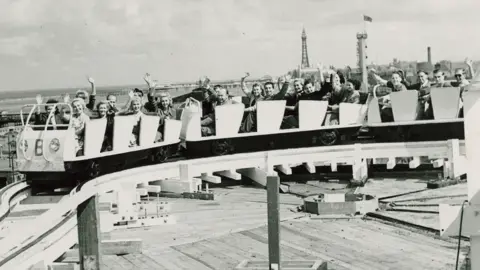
[{"left": 301, "top": 27, "right": 310, "bottom": 69}]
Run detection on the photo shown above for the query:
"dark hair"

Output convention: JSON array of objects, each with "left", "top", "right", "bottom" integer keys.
[
  {"left": 433, "top": 69, "right": 444, "bottom": 75},
  {"left": 46, "top": 99, "right": 58, "bottom": 104},
  {"left": 347, "top": 79, "right": 361, "bottom": 90},
  {"left": 417, "top": 70, "right": 428, "bottom": 75},
  {"left": 264, "top": 82, "right": 274, "bottom": 89},
  {"left": 336, "top": 71, "right": 346, "bottom": 84},
  {"left": 213, "top": 85, "right": 222, "bottom": 90},
  {"left": 252, "top": 83, "right": 261, "bottom": 88},
  {"left": 303, "top": 79, "right": 314, "bottom": 87},
  {"left": 133, "top": 88, "right": 144, "bottom": 97}
]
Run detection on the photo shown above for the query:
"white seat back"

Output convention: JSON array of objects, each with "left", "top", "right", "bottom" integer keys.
[
  {"left": 367, "top": 95, "right": 382, "bottom": 124},
  {"left": 113, "top": 116, "right": 136, "bottom": 152},
  {"left": 340, "top": 103, "right": 367, "bottom": 125},
  {"left": 139, "top": 115, "right": 160, "bottom": 147},
  {"left": 163, "top": 119, "right": 182, "bottom": 143},
  {"left": 84, "top": 118, "right": 107, "bottom": 157},
  {"left": 298, "top": 100, "right": 328, "bottom": 129},
  {"left": 256, "top": 100, "right": 286, "bottom": 133},
  {"left": 215, "top": 103, "right": 245, "bottom": 137},
  {"left": 180, "top": 108, "right": 201, "bottom": 140},
  {"left": 390, "top": 90, "right": 418, "bottom": 122},
  {"left": 430, "top": 87, "right": 462, "bottom": 119}
]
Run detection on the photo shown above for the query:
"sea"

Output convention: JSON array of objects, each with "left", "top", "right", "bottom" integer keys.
[{"left": 0, "top": 83, "right": 246, "bottom": 113}]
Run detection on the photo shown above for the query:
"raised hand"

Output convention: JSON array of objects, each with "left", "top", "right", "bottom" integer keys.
[
  {"left": 284, "top": 74, "right": 292, "bottom": 83},
  {"left": 63, "top": 94, "right": 70, "bottom": 103},
  {"left": 128, "top": 90, "right": 134, "bottom": 99},
  {"left": 465, "top": 58, "right": 473, "bottom": 66},
  {"left": 316, "top": 62, "right": 324, "bottom": 70},
  {"left": 243, "top": 72, "right": 250, "bottom": 78},
  {"left": 87, "top": 76, "right": 95, "bottom": 84},
  {"left": 35, "top": 94, "right": 43, "bottom": 104},
  {"left": 144, "top": 73, "right": 154, "bottom": 88}
]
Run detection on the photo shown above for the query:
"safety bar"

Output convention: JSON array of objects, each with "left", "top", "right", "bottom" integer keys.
[
  {"left": 18, "top": 103, "right": 72, "bottom": 162},
  {"left": 372, "top": 85, "right": 379, "bottom": 99}
]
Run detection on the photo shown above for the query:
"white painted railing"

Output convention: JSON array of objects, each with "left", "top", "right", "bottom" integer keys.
[
  {"left": 0, "top": 181, "right": 29, "bottom": 222},
  {"left": 0, "top": 139, "right": 467, "bottom": 269}
]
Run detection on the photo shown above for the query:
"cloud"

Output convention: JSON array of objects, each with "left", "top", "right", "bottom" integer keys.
[{"left": 0, "top": 0, "right": 479, "bottom": 91}]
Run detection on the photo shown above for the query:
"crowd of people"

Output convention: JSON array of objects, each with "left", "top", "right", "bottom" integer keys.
[
  {"left": 33, "top": 74, "right": 174, "bottom": 156},
  {"left": 29, "top": 58, "right": 474, "bottom": 157},
  {"left": 370, "top": 58, "right": 474, "bottom": 121}
]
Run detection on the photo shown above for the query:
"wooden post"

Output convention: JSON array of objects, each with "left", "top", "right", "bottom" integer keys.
[
  {"left": 77, "top": 195, "right": 101, "bottom": 270},
  {"left": 267, "top": 175, "right": 281, "bottom": 270}
]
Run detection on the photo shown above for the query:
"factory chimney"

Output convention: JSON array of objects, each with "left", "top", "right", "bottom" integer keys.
[{"left": 427, "top": 46, "right": 432, "bottom": 65}]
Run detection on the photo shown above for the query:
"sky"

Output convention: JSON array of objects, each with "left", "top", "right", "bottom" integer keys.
[{"left": 0, "top": 0, "right": 480, "bottom": 91}]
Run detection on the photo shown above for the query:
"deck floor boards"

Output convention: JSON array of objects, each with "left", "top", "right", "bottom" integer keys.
[{"left": 99, "top": 184, "right": 469, "bottom": 269}]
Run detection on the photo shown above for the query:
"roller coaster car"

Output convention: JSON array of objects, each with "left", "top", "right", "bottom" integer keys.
[
  {"left": 182, "top": 99, "right": 367, "bottom": 159},
  {"left": 366, "top": 86, "right": 464, "bottom": 142},
  {"left": 16, "top": 103, "right": 182, "bottom": 194},
  {"left": 182, "top": 86, "right": 466, "bottom": 159}
]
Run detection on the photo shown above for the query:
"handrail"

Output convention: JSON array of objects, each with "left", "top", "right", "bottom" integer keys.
[
  {"left": 41, "top": 103, "right": 72, "bottom": 163},
  {"left": 0, "top": 180, "right": 29, "bottom": 223},
  {"left": 0, "top": 139, "right": 467, "bottom": 269}
]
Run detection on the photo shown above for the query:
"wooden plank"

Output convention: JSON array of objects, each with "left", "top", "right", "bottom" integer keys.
[
  {"left": 76, "top": 195, "right": 101, "bottom": 270},
  {"left": 57, "top": 239, "right": 142, "bottom": 263},
  {"left": 236, "top": 260, "right": 327, "bottom": 270},
  {"left": 48, "top": 263, "right": 80, "bottom": 270}
]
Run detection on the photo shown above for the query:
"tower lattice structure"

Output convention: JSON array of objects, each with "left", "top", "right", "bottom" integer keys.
[{"left": 301, "top": 28, "right": 310, "bottom": 69}]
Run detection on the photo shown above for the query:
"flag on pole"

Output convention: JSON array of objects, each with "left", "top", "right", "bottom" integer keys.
[{"left": 363, "top": 15, "right": 373, "bottom": 22}]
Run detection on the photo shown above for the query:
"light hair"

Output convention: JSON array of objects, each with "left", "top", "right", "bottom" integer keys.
[
  {"left": 75, "top": 89, "right": 89, "bottom": 100},
  {"left": 129, "top": 96, "right": 142, "bottom": 110},
  {"left": 158, "top": 92, "right": 173, "bottom": 108}
]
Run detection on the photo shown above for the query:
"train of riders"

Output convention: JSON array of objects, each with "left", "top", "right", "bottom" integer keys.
[
  {"left": 33, "top": 74, "right": 175, "bottom": 156},
  {"left": 31, "top": 62, "right": 473, "bottom": 157},
  {"left": 370, "top": 58, "right": 474, "bottom": 121}
]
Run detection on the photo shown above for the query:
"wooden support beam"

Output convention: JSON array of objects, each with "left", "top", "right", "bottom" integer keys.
[
  {"left": 136, "top": 188, "right": 148, "bottom": 196},
  {"left": 237, "top": 168, "right": 269, "bottom": 186},
  {"left": 275, "top": 164, "right": 292, "bottom": 175},
  {"left": 76, "top": 195, "right": 101, "bottom": 270},
  {"left": 214, "top": 170, "right": 242, "bottom": 180},
  {"left": 57, "top": 239, "right": 142, "bottom": 264},
  {"left": 200, "top": 172, "right": 221, "bottom": 184},
  {"left": 409, "top": 156, "right": 421, "bottom": 169},
  {"left": 145, "top": 185, "right": 161, "bottom": 193},
  {"left": 266, "top": 175, "right": 281, "bottom": 269},
  {"left": 386, "top": 157, "right": 396, "bottom": 170},
  {"left": 304, "top": 162, "right": 316, "bottom": 174}
]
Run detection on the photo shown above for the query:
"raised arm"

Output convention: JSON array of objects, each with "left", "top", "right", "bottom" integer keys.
[
  {"left": 144, "top": 73, "right": 158, "bottom": 112},
  {"left": 369, "top": 69, "right": 388, "bottom": 85},
  {"left": 317, "top": 63, "right": 325, "bottom": 84},
  {"left": 272, "top": 75, "right": 291, "bottom": 100},
  {"left": 240, "top": 72, "right": 251, "bottom": 95},
  {"left": 86, "top": 77, "right": 96, "bottom": 110},
  {"left": 465, "top": 58, "right": 475, "bottom": 79},
  {"left": 122, "top": 90, "right": 135, "bottom": 111}
]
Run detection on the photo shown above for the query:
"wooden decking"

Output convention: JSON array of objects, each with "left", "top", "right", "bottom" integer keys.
[{"left": 61, "top": 180, "right": 470, "bottom": 270}]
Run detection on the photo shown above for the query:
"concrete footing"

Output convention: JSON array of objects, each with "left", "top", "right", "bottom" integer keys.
[{"left": 304, "top": 193, "right": 378, "bottom": 215}]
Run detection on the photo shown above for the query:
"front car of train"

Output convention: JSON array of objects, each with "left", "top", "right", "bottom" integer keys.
[{"left": 16, "top": 102, "right": 76, "bottom": 193}]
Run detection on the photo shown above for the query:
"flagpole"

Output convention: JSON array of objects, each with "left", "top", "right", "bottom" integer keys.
[{"left": 363, "top": 15, "right": 367, "bottom": 34}]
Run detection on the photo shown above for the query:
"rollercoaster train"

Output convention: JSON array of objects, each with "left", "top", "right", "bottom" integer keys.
[{"left": 15, "top": 85, "right": 466, "bottom": 194}]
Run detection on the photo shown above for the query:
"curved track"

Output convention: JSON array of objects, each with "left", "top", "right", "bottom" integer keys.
[{"left": 0, "top": 140, "right": 467, "bottom": 269}]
